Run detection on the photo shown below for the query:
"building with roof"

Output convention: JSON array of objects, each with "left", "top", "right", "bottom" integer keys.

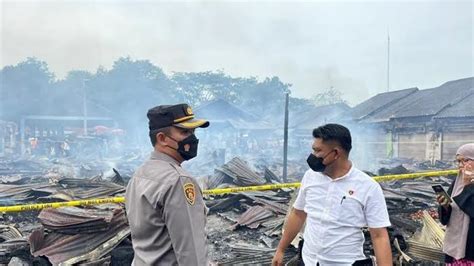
[
  {"left": 287, "top": 103, "right": 352, "bottom": 157},
  {"left": 290, "top": 103, "right": 351, "bottom": 134},
  {"left": 15, "top": 94, "right": 117, "bottom": 155},
  {"left": 194, "top": 99, "right": 273, "bottom": 131},
  {"left": 193, "top": 99, "right": 277, "bottom": 163},
  {"left": 350, "top": 77, "right": 474, "bottom": 165}
]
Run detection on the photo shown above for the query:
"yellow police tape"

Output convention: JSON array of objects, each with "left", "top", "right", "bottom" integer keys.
[
  {"left": 0, "top": 198, "right": 125, "bottom": 213},
  {"left": 0, "top": 169, "right": 458, "bottom": 213},
  {"left": 203, "top": 182, "right": 302, "bottom": 195},
  {"left": 372, "top": 169, "right": 458, "bottom": 182}
]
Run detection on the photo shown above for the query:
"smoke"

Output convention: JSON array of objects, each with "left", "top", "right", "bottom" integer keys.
[
  {"left": 2, "top": 1, "right": 471, "bottom": 102},
  {"left": 2, "top": 1, "right": 471, "bottom": 173},
  {"left": 103, "top": 161, "right": 117, "bottom": 179}
]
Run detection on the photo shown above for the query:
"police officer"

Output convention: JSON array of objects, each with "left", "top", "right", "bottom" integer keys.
[{"left": 125, "top": 103, "right": 210, "bottom": 265}]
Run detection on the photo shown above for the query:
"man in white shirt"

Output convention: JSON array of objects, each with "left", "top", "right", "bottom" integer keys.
[{"left": 272, "top": 124, "right": 392, "bottom": 266}]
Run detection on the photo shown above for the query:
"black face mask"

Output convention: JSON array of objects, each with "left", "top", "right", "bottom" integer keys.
[
  {"left": 166, "top": 134, "right": 199, "bottom": 161},
  {"left": 306, "top": 150, "right": 335, "bottom": 172}
]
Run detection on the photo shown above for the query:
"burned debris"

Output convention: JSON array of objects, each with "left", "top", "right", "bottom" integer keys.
[{"left": 0, "top": 153, "right": 463, "bottom": 265}]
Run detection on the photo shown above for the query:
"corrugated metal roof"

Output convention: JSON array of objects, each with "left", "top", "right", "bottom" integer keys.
[
  {"left": 290, "top": 103, "right": 351, "bottom": 129},
  {"left": 360, "top": 77, "right": 474, "bottom": 123},
  {"left": 360, "top": 88, "right": 434, "bottom": 123},
  {"left": 195, "top": 99, "right": 276, "bottom": 129},
  {"left": 195, "top": 99, "right": 259, "bottom": 122},
  {"left": 215, "top": 157, "right": 266, "bottom": 186},
  {"left": 29, "top": 208, "right": 129, "bottom": 265},
  {"left": 227, "top": 119, "right": 275, "bottom": 130},
  {"left": 231, "top": 205, "right": 275, "bottom": 229},
  {"left": 351, "top": 88, "right": 418, "bottom": 120},
  {"left": 434, "top": 92, "right": 474, "bottom": 119},
  {"left": 38, "top": 207, "right": 114, "bottom": 234},
  {"left": 0, "top": 176, "right": 125, "bottom": 205}
]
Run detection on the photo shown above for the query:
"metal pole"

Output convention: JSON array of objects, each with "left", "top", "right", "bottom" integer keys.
[
  {"left": 283, "top": 93, "right": 289, "bottom": 183},
  {"left": 83, "top": 79, "right": 88, "bottom": 136},
  {"left": 20, "top": 118, "right": 25, "bottom": 155},
  {"left": 387, "top": 31, "right": 390, "bottom": 92}
]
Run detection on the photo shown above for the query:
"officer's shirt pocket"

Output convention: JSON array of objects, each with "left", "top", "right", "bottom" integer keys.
[{"left": 330, "top": 195, "right": 365, "bottom": 226}]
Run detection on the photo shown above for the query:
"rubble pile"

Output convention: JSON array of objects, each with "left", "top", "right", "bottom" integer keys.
[
  {"left": 29, "top": 207, "right": 130, "bottom": 265},
  {"left": 206, "top": 191, "right": 298, "bottom": 264},
  {"left": 0, "top": 157, "right": 459, "bottom": 265},
  {"left": 0, "top": 157, "right": 135, "bottom": 265},
  {"left": 208, "top": 157, "right": 270, "bottom": 188}
]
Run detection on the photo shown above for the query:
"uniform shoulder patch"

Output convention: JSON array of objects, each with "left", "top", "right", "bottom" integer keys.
[{"left": 183, "top": 182, "right": 196, "bottom": 205}]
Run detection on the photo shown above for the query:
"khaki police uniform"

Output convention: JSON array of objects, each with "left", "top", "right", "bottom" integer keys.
[
  {"left": 125, "top": 103, "right": 210, "bottom": 266},
  {"left": 126, "top": 151, "right": 208, "bottom": 265}
]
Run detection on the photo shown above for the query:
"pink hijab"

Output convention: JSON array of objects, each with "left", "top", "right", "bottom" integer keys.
[{"left": 443, "top": 143, "right": 474, "bottom": 260}]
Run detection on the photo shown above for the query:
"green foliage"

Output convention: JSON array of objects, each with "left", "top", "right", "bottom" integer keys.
[
  {"left": 0, "top": 57, "right": 317, "bottom": 130},
  {"left": 0, "top": 57, "right": 55, "bottom": 119},
  {"left": 311, "top": 86, "right": 347, "bottom": 107}
]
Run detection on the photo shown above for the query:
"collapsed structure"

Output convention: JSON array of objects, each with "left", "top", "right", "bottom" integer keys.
[
  {"left": 0, "top": 77, "right": 472, "bottom": 264},
  {"left": 0, "top": 156, "right": 457, "bottom": 265}
]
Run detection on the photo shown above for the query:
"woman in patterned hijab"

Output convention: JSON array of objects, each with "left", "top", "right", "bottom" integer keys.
[{"left": 437, "top": 143, "right": 474, "bottom": 265}]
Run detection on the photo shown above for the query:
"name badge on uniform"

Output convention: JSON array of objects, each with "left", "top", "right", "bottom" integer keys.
[{"left": 183, "top": 183, "right": 196, "bottom": 205}]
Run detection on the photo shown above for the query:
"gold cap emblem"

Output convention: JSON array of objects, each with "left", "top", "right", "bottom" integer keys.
[{"left": 186, "top": 106, "right": 193, "bottom": 116}]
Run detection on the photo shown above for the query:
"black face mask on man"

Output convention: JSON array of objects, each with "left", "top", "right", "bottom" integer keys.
[
  {"left": 166, "top": 134, "right": 199, "bottom": 160},
  {"left": 306, "top": 150, "right": 335, "bottom": 172}
]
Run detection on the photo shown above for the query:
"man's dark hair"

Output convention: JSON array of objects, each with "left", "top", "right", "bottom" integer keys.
[
  {"left": 149, "top": 127, "right": 171, "bottom": 147},
  {"left": 312, "top": 124, "right": 352, "bottom": 153}
]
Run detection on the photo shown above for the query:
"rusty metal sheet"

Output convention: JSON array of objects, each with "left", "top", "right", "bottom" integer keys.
[{"left": 29, "top": 208, "right": 128, "bottom": 265}]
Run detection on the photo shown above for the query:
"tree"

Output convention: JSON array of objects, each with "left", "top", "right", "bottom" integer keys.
[
  {"left": 0, "top": 56, "right": 298, "bottom": 140},
  {"left": 238, "top": 76, "right": 292, "bottom": 119},
  {"left": 85, "top": 57, "right": 175, "bottom": 132},
  {"left": 311, "top": 87, "right": 347, "bottom": 107},
  {"left": 171, "top": 70, "right": 238, "bottom": 106},
  {"left": 0, "top": 57, "right": 55, "bottom": 121}
]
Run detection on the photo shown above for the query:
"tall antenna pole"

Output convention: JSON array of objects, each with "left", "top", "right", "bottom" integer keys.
[
  {"left": 387, "top": 29, "right": 390, "bottom": 92},
  {"left": 282, "top": 93, "right": 289, "bottom": 183},
  {"left": 82, "top": 79, "right": 88, "bottom": 136}
]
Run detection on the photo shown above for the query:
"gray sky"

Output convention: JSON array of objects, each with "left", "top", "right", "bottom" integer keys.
[{"left": 1, "top": 0, "right": 473, "bottom": 105}]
